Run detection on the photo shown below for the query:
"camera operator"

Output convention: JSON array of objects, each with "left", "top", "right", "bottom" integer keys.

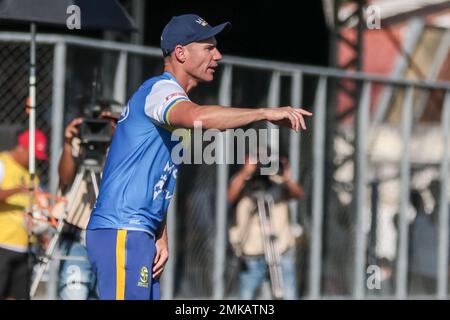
[
  {"left": 55, "top": 111, "right": 116, "bottom": 300},
  {"left": 228, "top": 154, "right": 304, "bottom": 299}
]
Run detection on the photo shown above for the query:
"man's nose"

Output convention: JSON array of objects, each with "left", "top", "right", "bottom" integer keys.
[{"left": 214, "top": 48, "right": 223, "bottom": 61}]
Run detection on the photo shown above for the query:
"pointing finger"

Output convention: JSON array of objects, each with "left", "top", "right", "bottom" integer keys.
[{"left": 297, "top": 108, "right": 313, "bottom": 116}]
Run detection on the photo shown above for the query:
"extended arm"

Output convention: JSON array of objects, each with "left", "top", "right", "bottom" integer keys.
[{"left": 167, "top": 101, "right": 312, "bottom": 131}]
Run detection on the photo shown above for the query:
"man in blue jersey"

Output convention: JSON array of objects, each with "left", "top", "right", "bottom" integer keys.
[{"left": 86, "top": 13, "right": 312, "bottom": 300}]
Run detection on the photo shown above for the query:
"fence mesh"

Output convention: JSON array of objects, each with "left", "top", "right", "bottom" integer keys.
[
  {"left": 0, "top": 34, "right": 449, "bottom": 299},
  {"left": 0, "top": 42, "right": 53, "bottom": 187}
]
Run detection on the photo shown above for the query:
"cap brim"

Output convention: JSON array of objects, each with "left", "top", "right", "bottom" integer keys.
[{"left": 197, "top": 22, "right": 231, "bottom": 42}]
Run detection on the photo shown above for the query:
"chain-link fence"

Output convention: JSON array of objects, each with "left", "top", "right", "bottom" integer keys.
[
  {"left": 0, "top": 42, "right": 53, "bottom": 186},
  {"left": 1, "top": 32, "right": 450, "bottom": 300}
]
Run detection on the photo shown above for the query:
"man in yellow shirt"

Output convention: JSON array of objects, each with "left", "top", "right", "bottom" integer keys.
[{"left": 0, "top": 129, "right": 48, "bottom": 299}]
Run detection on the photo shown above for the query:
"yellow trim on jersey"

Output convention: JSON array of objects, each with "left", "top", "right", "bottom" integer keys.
[
  {"left": 116, "top": 229, "right": 127, "bottom": 300},
  {"left": 165, "top": 98, "right": 189, "bottom": 125}
]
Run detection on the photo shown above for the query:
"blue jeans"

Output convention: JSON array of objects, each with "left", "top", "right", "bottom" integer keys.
[
  {"left": 239, "top": 246, "right": 298, "bottom": 300},
  {"left": 58, "top": 239, "right": 97, "bottom": 300}
]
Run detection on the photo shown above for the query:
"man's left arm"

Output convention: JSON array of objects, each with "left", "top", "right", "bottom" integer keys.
[{"left": 153, "top": 216, "right": 169, "bottom": 279}]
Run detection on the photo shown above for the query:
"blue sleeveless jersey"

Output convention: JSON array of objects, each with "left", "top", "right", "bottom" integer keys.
[{"left": 87, "top": 72, "right": 190, "bottom": 236}]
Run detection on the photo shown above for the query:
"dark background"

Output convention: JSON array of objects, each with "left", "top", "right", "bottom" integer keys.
[
  {"left": 0, "top": 0, "right": 329, "bottom": 66},
  {"left": 142, "top": 0, "right": 329, "bottom": 65}
]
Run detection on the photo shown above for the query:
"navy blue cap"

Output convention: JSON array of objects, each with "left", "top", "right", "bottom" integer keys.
[{"left": 160, "top": 14, "right": 231, "bottom": 57}]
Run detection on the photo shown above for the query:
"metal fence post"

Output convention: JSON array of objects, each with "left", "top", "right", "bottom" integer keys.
[
  {"left": 309, "top": 76, "right": 327, "bottom": 299},
  {"left": 268, "top": 71, "right": 281, "bottom": 158},
  {"left": 49, "top": 42, "right": 67, "bottom": 195},
  {"left": 437, "top": 91, "right": 450, "bottom": 299},
  {"left": 161, "top": 186, "right": 177, "bottom": 299},
  {"left": 113, "top": 51, "right": 128, "bottom": 106},
  {"left": 353, "top": 81, "right": 371, "bottom": 299},
  {"left": 289, "top": 72, "right": 303, "bottom": 226},
  {"left": 47, "top": 41, "right": 66, "bottom": 300},
  {"left": 396, "top": 86, "right": 414, "bottom": 299},
  {"left": 213, "top": 65, "right": 232, "bottom": 299}
]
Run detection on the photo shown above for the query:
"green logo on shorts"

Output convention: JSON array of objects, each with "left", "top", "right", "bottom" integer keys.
[{"left": 138, "top": 266, "right": 149, "bottom": 288}]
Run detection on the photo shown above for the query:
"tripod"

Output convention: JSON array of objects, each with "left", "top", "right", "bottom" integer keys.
[
  {"left": 254, "top": 191, "right": 285, "bottom": 300},
  {"left": 29, "top": 162, "right": 101, "bottom": 298}
]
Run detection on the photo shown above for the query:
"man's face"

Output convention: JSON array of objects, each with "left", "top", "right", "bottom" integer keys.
[{"left": 183, "top": 37, "right": 223, "bottom": 82}]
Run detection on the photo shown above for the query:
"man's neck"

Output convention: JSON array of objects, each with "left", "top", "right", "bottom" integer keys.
[{"left": 164, "top": 65, "right": 198, "bottom": 93}]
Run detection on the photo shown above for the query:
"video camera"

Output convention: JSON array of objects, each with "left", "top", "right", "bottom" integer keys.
[
  {"left": 245, "top": 159, "right": 286, "bottom": 203},
  {"left": 76, "top": 70, "right": 117, "bottom": 165}
]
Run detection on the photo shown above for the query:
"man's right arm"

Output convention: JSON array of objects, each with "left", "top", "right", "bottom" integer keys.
[{"left": 167, "top": 101, "right": 312, "bottom": 132}]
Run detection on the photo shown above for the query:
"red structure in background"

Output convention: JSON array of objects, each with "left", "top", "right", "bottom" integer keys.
[{"left": 338, "top": 26, "right": 404, "bottom": 123}]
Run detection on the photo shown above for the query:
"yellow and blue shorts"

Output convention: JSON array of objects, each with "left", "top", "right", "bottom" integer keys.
[{"left": 86, "top": 229, "right": 160, "bottom": 300}]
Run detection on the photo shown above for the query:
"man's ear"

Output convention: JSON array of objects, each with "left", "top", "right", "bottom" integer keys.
[{"left": 174, "top": 45, "right": 186, "bottom": 63}]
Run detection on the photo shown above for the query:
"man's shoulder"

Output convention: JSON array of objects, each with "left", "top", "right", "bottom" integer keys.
[
  {"left": 128, "top": 75, "right": 167, "bottom": 106},
  {"left": 133, "top": 75, "right": 180, "bottom": 102},
  {"left": 141, "top": 73, "right": 178, "bottom": 89}
]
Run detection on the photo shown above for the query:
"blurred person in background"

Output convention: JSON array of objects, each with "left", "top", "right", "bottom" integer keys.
[
  {"left": 376, "top": 257, "right": 395, "bottom": 296},
  {"left": 408, "top": 189, "right": 437, "bottom": 295},
  {"left": 428, "top": 180, "right": 450, "bottom": 286},
  {"left": 55, "top": 108, "right": 118, "bottom": 300},
  {"left": 228, "top": 154, "right": 304, "bottom": 299},
  {"left": 0, "top": 129, "right": 48, "bottom": 299}
]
